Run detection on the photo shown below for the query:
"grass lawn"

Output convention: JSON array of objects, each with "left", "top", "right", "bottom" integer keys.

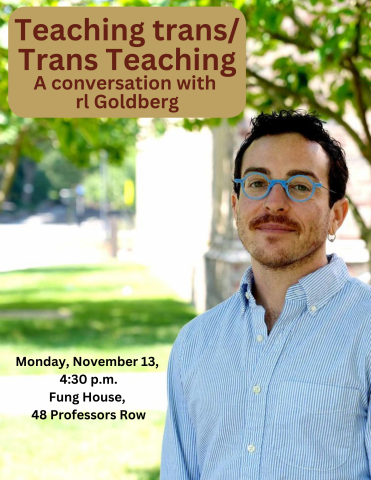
[
  {"left": 0, "top": 263, "right": 191, "bottom": 480},
  {"left": 0, "top": 263, "right": 196, "bottom": 375},
  {"left": 0, "top": 411, "right": 165, "bottom": 480}
]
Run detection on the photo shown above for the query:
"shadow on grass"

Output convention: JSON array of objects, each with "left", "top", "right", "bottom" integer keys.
[
  {"left": 126, "top": 466, "right": 160, "bottom": 480},
  {"left": 1, "top": 265, "right": 114, "bottom": 275},
  {"left": 0, "top": 264, "right": 197, "bottom": 349},
  {"left": 0, "top": 298, "right": 195, "bottom": 349}
]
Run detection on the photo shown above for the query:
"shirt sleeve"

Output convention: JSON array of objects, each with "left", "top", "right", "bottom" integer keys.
[
  {"left": 160, "top": 333, "right": 200, "bottom": 480},
  {"left": 366, "top": 355, "right": 371, "bottom": 475}
]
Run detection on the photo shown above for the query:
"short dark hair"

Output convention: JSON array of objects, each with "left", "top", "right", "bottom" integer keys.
[{"left": 233, "top": 110, "right": 349, "bottom": 208}]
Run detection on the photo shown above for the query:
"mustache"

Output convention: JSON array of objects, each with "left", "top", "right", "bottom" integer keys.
[{"left": 249, "top": 214, "right": 301, "bottom": 232}]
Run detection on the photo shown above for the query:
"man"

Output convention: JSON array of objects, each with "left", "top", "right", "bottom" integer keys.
[{"left": 160, "top": 110, "right": 371, "bottom": 479}]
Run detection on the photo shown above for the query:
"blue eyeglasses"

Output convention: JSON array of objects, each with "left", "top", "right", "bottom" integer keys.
[{"left": 234, "top": 172, "right": 336, "bottom": 203}]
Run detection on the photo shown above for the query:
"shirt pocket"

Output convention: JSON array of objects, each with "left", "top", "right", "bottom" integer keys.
[{"left": 272, "top": 381, "right": 360, "bottom": 471}]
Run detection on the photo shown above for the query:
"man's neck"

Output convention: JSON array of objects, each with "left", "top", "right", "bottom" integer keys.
[{"left": 251, "top": 252, "right": 329, "bottom": 332}]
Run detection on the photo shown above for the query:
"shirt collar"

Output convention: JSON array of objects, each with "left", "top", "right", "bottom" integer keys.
[{"left": 239, "top": 254, "right": 350, "bottom": 313}]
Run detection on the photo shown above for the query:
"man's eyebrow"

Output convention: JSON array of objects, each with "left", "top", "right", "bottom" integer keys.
[
  {"left": 241, "top": 167, "right": 270, "bottom": 177},
  {"left": 286, "top": 169, "right": 320, "bottom": 182},
  {"left": 241, "top": 167, "right": 320, "bottom": 183}
]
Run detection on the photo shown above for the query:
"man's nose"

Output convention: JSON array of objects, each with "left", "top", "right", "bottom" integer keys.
[{"left": 263, "top": 183, "right": 290, "bottom": 213}]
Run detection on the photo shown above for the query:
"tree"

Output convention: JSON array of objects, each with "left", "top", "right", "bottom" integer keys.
[
  {"left": 0, "top": 0, "right": 139, "bottom": 210},
  {"left": 242, "top": 0, "right": 371, "bottom": 273},
  {"left": 170, "top": 0, "right": 371, "bottom": 275}
]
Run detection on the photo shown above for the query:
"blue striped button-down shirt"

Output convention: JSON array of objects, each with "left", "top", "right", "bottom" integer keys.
[{"left": 161, "top": 254, "right": 371, "bottom": 479}]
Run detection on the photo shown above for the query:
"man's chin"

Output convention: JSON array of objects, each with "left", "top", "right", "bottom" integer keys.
[
  {"left": 248, "top": 240, "right": 326, "bottom": 270},
  {"left": 252, "top": 252, "right": 300, "bottom": 270},
  {"left": 242, "top": 237, "right": 299, "bottom": 268}
]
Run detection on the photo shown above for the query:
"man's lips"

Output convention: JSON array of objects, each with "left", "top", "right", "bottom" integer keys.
[
  {"left": 249, "top": 215, "right": 300, "bottom": 233},
  {"left": 256, "top": 223, "right": 296, "bottom": 232}
]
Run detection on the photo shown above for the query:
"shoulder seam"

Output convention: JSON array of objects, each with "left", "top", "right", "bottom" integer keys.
[{"left": 346, "top": 277, "right": 371, "bottom": 293}]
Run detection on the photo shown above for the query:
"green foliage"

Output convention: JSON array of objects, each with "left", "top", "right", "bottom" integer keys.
[
  {"left": 40, "top": 150, "right": 83, "bottom": 191},
  {"left": 45, "top": 118, "right": 139, "bottom": 168},
  {"left": 83, "top": 163, "right": 135, "bottom": 210},
  {"left": 166, "top": 0, "right": 371, "bottom": 155},
  {"left": 8, "top": 156, "right": 51, "bottom": 206},
  {"left": 241, "top": 0, "right": 371, "bottom": 126},
  {"left": 31, "top": 167, "right": 50, "bottom": 204},
  {"left": 0, "top": 0, "right": 140, "bottom": 206}
]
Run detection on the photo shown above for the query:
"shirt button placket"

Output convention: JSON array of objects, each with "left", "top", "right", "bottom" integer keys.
[{"left": 243, "top": 308, "right": 270, "bottom": 479}]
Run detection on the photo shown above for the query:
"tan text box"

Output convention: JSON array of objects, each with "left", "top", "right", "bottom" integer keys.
[{"left": 9, "top": 7, "right": 246, "bottom": 118}]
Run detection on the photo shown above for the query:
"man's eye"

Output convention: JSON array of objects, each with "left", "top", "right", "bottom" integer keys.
[
  {"left": 248, "top": 181, "right": 265, "bottom": 188},
  {"left": 291, "top": 184, "right": 310, "bottom": 191}
]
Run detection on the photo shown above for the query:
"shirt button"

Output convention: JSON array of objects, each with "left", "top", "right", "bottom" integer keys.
[
  {"left": 245, "top": 292, "right": 250, "bottom": 300},
  {"left": 256, "top": 335, "right": 264, "bottom": 342},
  {"left": 247, "top": 444, "right": 256, "bottom": 453},
  {"left": 310, "top": 305, "right": 317, "bottom": 312},
  {"left": 253, "top": 385, "right": 261, "bottom": 394}
]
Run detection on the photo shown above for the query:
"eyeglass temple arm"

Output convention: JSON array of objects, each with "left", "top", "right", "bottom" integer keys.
[{"left": 317, "top": 183, "right": 337, "bottom": 194}]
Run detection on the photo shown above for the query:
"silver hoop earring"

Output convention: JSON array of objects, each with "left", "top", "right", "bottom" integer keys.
[{"left": 328, "top": 233, "right": 336, "bottom": 242}]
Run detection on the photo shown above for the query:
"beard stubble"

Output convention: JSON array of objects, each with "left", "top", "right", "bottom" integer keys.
[{"left": 236, "top": 211, "right": 330, "bottom": 271}]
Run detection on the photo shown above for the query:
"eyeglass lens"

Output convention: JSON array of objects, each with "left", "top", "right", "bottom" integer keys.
[{"left": 243, "top": 174, "right": 314, "bottom": 200}]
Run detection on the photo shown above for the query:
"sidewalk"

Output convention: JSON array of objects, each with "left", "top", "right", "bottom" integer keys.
[{"left": 0, "top": 223, "right": 109, "bottom": 273}]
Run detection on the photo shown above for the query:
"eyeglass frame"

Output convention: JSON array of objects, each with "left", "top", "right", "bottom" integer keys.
[{"left": 234, "top": 172, "right": 336, "bottom": 203}]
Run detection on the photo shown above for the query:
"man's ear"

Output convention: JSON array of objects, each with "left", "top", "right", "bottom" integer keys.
[
  {"left": 231, "top": 192, "right": 238, "bottom": 223},
  {"left": 329, "top": 197, "right": 349, "bottom": 234}
]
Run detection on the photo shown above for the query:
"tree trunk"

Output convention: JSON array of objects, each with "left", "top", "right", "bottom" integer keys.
[
  {"left": 347, "top": 195, "right": 371, "bottom": 283},
  {"left": 204, "top": 120, "right": 251, "bottom": 309},
  {"left": 0, "top": 133, "right": 23, "bottom": 211}
]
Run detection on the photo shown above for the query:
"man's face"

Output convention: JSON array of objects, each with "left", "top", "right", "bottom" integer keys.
[{"left": 232, "top": 133, "right": 337, "bottom": 270}]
